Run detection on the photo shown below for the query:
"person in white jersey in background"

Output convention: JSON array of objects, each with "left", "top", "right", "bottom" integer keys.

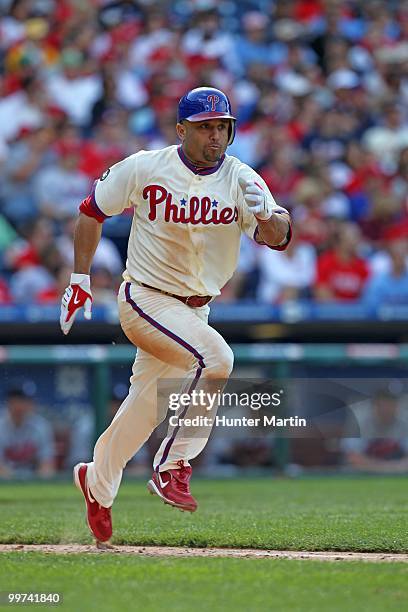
[{"left": 60, "top": 87, "right": 292, "bottom": 543}]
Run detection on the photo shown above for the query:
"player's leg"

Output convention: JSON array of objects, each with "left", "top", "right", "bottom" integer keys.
[
  {"left": 119, "top": 283, "right": 234, "bottom": 382},
  {"left": 85, "top": 349, "right": 183, "bottom": 508},
  {"left": 77, "top": 280, "right": 233, "bottom": 520},
  {"left": 74, "top": 349, "right": 182, "bottom": 541},
  {"left": 153, "top": 403, "right": 217, "bottom": 472},
  {"left": 118, "top": 282, "right": 234, "bottom": 511}
]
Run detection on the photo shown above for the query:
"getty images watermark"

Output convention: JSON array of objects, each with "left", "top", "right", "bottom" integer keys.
[
  {"left": 157, "top": 376, "right": 408, "bottom": 440},
  {"left": 166, "top": 388, "right": 307, "bottom": 429}
]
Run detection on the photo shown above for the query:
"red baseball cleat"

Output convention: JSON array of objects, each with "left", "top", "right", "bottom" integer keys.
[
  {"left": 73, "top": 463, "right": 112, "bottom": 542},
  {"left": 147, "top": 460, "right": 198, "bottom": 512}
]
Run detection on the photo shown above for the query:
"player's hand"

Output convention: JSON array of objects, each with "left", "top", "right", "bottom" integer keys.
[
  {"left": 238, "top": 178, "right": 273, "bottom": 221},
  {"left": 60, "top": 273, "right": 92, "bottom": 335}
]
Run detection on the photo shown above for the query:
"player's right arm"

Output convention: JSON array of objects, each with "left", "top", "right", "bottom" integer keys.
[
  {"left": 74, "top": 213, "right": 103, "bottom": 275},
  {"left": 60, "top": 153, "right": 139, "bottom": 335},
  {"left": 59, "top": 214, "right": 102, "bottom": 336}
]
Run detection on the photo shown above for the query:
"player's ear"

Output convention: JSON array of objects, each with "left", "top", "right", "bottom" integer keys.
[{"left": 176, "top": 122, "right": 186, "bottom": 142}]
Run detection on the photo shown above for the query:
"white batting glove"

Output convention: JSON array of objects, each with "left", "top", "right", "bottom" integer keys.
[
  {"left": 238, "top": 178, "right": 273, "bottom": 221},
  {"left": 60, "top": 273, "right": 92, "bottom": 335}
]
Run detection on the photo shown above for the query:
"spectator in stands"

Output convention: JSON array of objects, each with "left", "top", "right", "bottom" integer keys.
[
  {"left": 302, "top": 107, "right": 351, "bottom": 163},
  {"left": 0, "top": 383, "right": 55, "bottom": 479},
  {"left": 1, "top": 124, "right": 55, "bottom": 227},
  {"left": 257, "top": 233, "right": 316, "bottom": 303},
  {"left": 314, "top": 221, "right": 370, "bottom": 301},
  {"left": 90, "top": 68, "right": 126, "bottom": 129},
  {"left": 91, "top": 265, "right": 119, "bottom": 306},
  {"left": 5, "top": 217, "right": 65, "bottom": 303},
  {"left": 228, "top": 108, "right": 274, "bottom": 168},
  {"left": 45, "top": 47, "right": 102, "bottom": 127},
  {"left": 35, "top": 264, "right": 71, "bottom": 304},
  {"left": 127, "top": 7, "right": 173, "bottom": 73},
  {"left": 338, "top": 140, "right": 382, "bottom": 223},
  {"left": 181, "top": 7, "right": 236, "bottom": 70},
  {"left": 33, "top": 139, "right": 90, "bottom": 222},
  {"left": 0, "top": 75, "right": 48, "bottom": 148},
  {"left": 363, "top": 234, "right": 408, "bottom": 308},
  {"left": 5, "top": 216, "right": 54, "bottom": 271},
  {"left": 259, "top": 146, "right": 304, "bottom": 208},
  {"left": 56, "top": 216, "right": 123, "bottom": 277},
  {"left": 327, "top": 69, "right": 364, "bottom": 116},
  {"left": 0, "top": 0, "right": 32, "bottom": 50},
  {"left": 81, "top": 109, "right": 132, "bottom": 179},
  {"left": 342, "top": 389, "right": 408, "bottom": 473},
  {"left": 234, "top": 11, "right": 285, "bottom": 76},
  {"left": 9, "top": 263, "right": 54, "bottom": 304},
  {"left": 363, "top": 102, "right": 408, "bottom": 173},
  {"left": 291, "top": 176, "right": 332, "bottom": 248},
  {"left": 370, "top": 212, "right": 408, "bottom": 274}
]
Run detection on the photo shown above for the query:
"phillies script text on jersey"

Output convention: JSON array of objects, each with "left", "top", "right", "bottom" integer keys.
[
  {"left": 86, "top": 145, "right": 288, "bottom": 296},
  {"left": 143, "top": 184, "right": 239, "bottom": 225}
]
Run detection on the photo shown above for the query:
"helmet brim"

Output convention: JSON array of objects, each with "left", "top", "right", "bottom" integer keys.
[{"left": 181, "top": 111, "right": 236, "bottom": 122}]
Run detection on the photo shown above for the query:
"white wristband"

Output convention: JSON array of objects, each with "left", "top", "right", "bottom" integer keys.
[{"left": 71, "top": 273, "right": 91, "bottom": 291}]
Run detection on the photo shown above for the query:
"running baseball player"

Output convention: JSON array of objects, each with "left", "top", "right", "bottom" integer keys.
[{"left": 60, "top": 87, "right": 292, "bottom": 543}]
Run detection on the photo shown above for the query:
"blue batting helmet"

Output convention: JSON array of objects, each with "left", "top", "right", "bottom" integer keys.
[{"left": 177, "top": 87, "right": 236, "bottom": 144}]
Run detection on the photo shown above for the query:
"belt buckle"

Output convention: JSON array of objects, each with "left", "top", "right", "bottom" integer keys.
[{"left": 185, "top": 295, "right": 211, "bottom": 307}]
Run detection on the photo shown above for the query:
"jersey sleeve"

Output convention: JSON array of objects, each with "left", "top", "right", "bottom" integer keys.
[
  {"left": 237, "top": 165, "right": 291, "bottom": 248},
  {"left": 80, "top": 153, "right": 139, "bottom": 222}
]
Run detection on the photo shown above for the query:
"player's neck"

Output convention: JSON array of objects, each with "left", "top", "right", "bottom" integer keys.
[{"left": 180, "top": 145, "right": 218, "bottom": 169}]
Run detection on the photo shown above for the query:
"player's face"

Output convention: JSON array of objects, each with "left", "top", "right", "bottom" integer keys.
[{"left": 177, "top": 119, "right": 230, "bottom": 166}]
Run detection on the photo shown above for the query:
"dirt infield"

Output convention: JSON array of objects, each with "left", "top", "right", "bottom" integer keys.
[{"left": 1, "top": 544, "right": 407, "bottom": 562}]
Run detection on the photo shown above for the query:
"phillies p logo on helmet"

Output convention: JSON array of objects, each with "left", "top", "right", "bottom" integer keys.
[{"left": 207, "top": 94, "right": 220, "bottom": 111}]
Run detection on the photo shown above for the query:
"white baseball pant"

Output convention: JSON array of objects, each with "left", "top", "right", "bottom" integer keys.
[{"left": 86, "top": 281, "right": 234, "bottom": 508}]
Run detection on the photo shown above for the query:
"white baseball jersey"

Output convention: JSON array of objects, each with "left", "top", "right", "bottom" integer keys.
[{"left": 92, "top": 145, "right": 287, "bottom": 297}]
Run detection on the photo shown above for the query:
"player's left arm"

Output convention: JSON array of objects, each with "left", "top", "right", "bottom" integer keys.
[
  {"left": 255, "top": 210, "right": 291, "bottom": 249},
  {"left": 238, "top": 173, "right": 292, "bottom": 250}
]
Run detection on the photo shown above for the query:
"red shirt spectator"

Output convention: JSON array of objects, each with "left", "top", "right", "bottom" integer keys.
[
  {"left": 316, "top": 250, "right": 369, "bottom": 300},
  {"left": 314, "top": 222, "right": 370, "bottom": 301},
  {"left": 5, "top": 218, "right": 54, "bottom": 271}
]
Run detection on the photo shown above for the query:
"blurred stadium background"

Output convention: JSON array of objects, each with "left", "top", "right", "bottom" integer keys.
[{"left": 1, "top": 0, "right": 408, "bottom": 480}]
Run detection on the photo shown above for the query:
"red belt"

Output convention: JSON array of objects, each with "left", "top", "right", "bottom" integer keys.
[{"left": 139, "top": 283, "right": 212, "bottom": 308}]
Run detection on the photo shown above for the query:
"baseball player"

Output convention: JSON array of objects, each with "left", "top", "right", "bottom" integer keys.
[{"left": 60, "top": 87, "right": 292, "bottom": 543}]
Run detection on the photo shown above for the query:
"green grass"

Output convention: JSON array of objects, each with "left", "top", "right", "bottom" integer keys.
[
  {"left": 0, "top": 554, "right": 407, "bottom": 612},
  {"left": 0, "top": 476, "right": 406, "bottom": 552}
]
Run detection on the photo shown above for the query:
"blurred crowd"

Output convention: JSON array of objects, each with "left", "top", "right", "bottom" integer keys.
[{"left": 1, "top": 0, "right": 408, "bottom": 308}]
